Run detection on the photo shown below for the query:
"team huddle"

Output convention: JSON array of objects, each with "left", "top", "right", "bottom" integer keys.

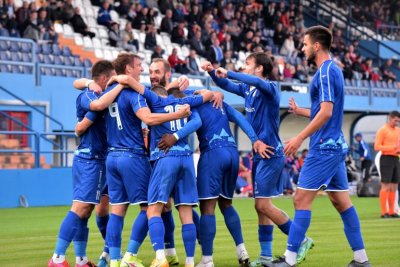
[{"left": 48, "top": 26, "right": 371, "bottom": 267}]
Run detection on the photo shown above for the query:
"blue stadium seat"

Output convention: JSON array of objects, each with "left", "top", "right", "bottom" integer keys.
[
  {"left": 52, "top": 44, "right": 62, "bottom": 56},
  {"left": 11, "top": 65, "right": 22, "bottom": 73},
  {"left": 375, "top": 80, "right": 383, "bottom": 88},
  {"left": 9, "top": 29, "right": 20, "bottom": 38},
  {"left": 0, "top": 51, "right": 11, "bottom": 60},
  {"left": 74, "top": 57, "right": 84, "bottom": 67},
  {"left": 37, "top": 54, "right": 44, "bottom": 63},
  {"left": 64, "top": 56, "right": 73, "bottom": 66},
  {"left": 43, "top": 54, "right": 54, "bottom": 64},
  {"left": 0, "top": 64, "right": 11, "bottom": 73},
  {"left": 0, "top": 28, "right": 10, "bottom": 37},
  {"left": 41, "top": 43, "right": 52, "bottom": 55},
  {"left": 11, "top": 52, "right": 22, "bottom": 61},
  {"left": 0, "top": 40, "right": 9, "bottom": 51},
  {"left": 350, "top": 79, "right": 357, "bottom": 87},
  {"left": 20, "top": 42, "right": 32, "bottom": 53},
  {"left": 22, "top": 66, "right": 33, "bottom": 74},
  {"left": 10, "top": 42, "right": 19, "bottom": 52},
  {"left": 21, "top": 52, "right": 32, "bottom": 62},
  {"left": 62, "top": 46, "right": 72, "bottom": 56},
  {"left": 53, "top": 55, "right": 64, "bottom": 65},
  {"left": 41, "top": 67, "right": 54, "bottom": 76},
  {"left": 361, "top": 80, "right": 370, "bottom": 88},
  {"left": 65, "top": 69, "right": 74, "bottom": 77},
  {"left": 54, "top": 68, "right": 64, "bottom": 76},
  {"left": 345, "top": 79, "right": 351, "bottom": 87},
  {"left": 381, "top": 81, "right": 388, "bottom": 88},
  {"left": 84, "top": 59, "right": 92, "bottom": 67}
]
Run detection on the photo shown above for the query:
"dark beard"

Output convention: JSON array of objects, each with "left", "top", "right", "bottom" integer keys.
[
  {"left": 150, "top": 76, "right": 167, "bottom": 86},
  {"left": 307, "top": 50, "right": 316, "bottom": 65}
]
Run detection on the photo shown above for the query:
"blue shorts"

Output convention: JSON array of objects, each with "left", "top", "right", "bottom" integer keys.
[
  {"left": 72, "top": 156, "right": 106, "bottom": 204},
  {"left": 197, "top": 147, "right": 239, "bottom": 200},
  {"left": 106, "top": 151, "right": 151, "bottom": 205},
  {"left": 252, "top": 156, "right": 285, "bottom": 198},
  {"left": 298, "top": 151, "right": 348, "bottom": 191},
  {"left": 148, "top": 155, "right": 198, "bottom": 206}
]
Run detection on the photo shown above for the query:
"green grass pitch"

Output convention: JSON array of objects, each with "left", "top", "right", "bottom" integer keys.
[{"left": 0, "top": 196, "right": 398, "bottom": 267}]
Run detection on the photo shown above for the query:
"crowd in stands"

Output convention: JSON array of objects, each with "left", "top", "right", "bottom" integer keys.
[{"left": 0, "top": 0, "right": 398, "bottom": 84}]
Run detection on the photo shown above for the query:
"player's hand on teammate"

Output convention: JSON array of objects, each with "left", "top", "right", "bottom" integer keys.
[
  {"left": 288, "top": 97, "right": 298, "bottom": 114},
  {"left": 284, "top": 135, "right": 304, "bottom": 157},
  {"left": 253, "top": 140, "right": 274, "bottom": 159},
  {"left": 177, "top": 75, "right": 190, "bottom": 91},
  {"left": 107, "top": 74, "right": 131, "bottom": 87},
  {"left": 177, "top": 104, "right": 191, "bottom": 118},
  {"left": 212, "top": 91, "right": 224, "bottom": 109},
  {"left": 88, "top": 81, "right": 102, "bottom": 94},
  {"left": 158, "top": 133, "right": 178, "bottom": 154},
  {"left": 215, "top": 67, "right": 228, "bottom": 78},
  {"left": 200, "top": 61, "right": 214, "bottom": 72},
  {"left": 142, "top": 128, "right": 149, "bottom": 138}
]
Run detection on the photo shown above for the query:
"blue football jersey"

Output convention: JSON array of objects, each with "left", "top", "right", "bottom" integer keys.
[
  {"left": 104, "top": 83, "right": 148, "bottom": 154},
  {"left": 309, "top": 59, "right": 348, "bottom": 152},
  {"left": 142, "top": 88, "right": 204, "bottom": 160},
  {"left": 211, "top": 71, "right": 283, "bottom": 159},
  {"left": 75, "top": 88, "right": 107, "bottom": 159}
]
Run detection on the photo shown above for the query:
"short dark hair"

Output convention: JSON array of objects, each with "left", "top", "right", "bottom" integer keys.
[
  {"left": 151, "top": 85, "right": 168, "bottom": 96},
  {"left": 246, "top": 52, "right": 273, "bottom": 78},
  {"left": 91, "top": 60, "right": 114, "bottom": 81},
  {"left": 152, "top": 58, "right": 171, "bottom": 73},
  {"left": 113, "top": 52, "right": 141, "bottom": 75},
  {"left": 304, "top": 25, "right": 332, "bottom": 50},
  {"left": 168, "top": 87, "right": 186, "bottom": 98},
  {"left": 389, "top": 110, "right": 400, "bottom": 118}
]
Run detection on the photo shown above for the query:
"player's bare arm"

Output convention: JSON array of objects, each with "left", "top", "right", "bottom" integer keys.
[
  {"left": 89, "top": 84, "right": 125, "bottom": 111},
  {"left": 73, "top": 78, "right": 102, "bottom": 94},
  {"left": 136, "top": 105, "right": 191, "bottom": 126},
  {"left": 74, "top": 117, "right": 94, "bottom": 137},
  {"left": 284, "top": 101, "right": 333, "bottom": 156},
  {"left": 289, "top": 97, "right": 310, "bottom": 118},
  {"left": 107, "top": 74, "right": 145, "bottom": 94}
]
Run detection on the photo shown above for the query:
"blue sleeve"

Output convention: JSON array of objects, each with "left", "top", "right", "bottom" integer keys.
[
  {"left": 224, "top": 103, "right": 258, "bottom": 144},
  {"left": 131, "top": 92, "right": 148, "bottom": 113},
  {"left": 175, "top": 109, "right": 202, "bottom": 139},
  {"left": 183, "top": 89, "right": 195, "bottom": 95},
  {"left": 84, "top": 111, "right": 98, "bottom": 122},
  {"left": 227, "top": 71, "right": 277, "bottom": 97},
  {"left": 80, "top": 90, "right": 99, "bottom": 110},
  {"left": 318, "top": 61, "right": 336, "bottom": 103},
  {"left": 208, "top": 70, "right": 246, "bottom": 97},
  {"left": 142, "top": 87, "right": 162, "bottom": 106},
  {"left": 179, "top": 95, "right": 204, "bottom": 108}
]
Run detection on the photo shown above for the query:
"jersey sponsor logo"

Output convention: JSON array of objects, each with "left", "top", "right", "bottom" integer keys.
[{"left": 245, "top": 107, "right": 255, "bottom": 113}]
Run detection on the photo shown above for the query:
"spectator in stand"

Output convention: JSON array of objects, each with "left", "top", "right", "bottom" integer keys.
[
  {"left": 16, "top": 1, "right": 29, "bottom": 31},
  {"left": 348, "top": 44, "right": 357, "bottom": 62},
  {"left": 158, "top": 0, "right": 173, "bottom": 14},
  {"left": 342, "top": 52, "right": 354, "bottom": 80},
  {"left": 208, "top": 38, "right": 224, "bottom": 65},
  {"left": 221, "top": 33, "right": 236, "bottom": 56},
  {"left": 354, "top": 133, "right": 372, "bottom": 182},
  {"left": 132, "top": 6, "right": 150, "bottom": 29},
  {"left": 283, "top": 62, "right": 295, "bottom": 81},
  {"left": 121, "top": 21, "right": 138, "bottom": 52},
  {"left": 239, "top": 30, "right": 254, "bottom": 52},
  {"left": 61, "top": 0, "right": 74, "bottom": 24},
  {"left": 126, "top": 3, "right": 139, "bottom": 23},
  {"left": 146, "top": 0, "right": 159, "bottom": 10},
  {"left": 280, "top": 10, "right": 290, "bottom": 29},
  {"left": 173, "top": 2, "right": 185, "bottom": 23},
  {"left": 222, "top": 2, "right": 235, "bottom": 21},
  {"left": 187, "top": 4, "right": 202, "bottom": 26},
  {"left": 151, "top": 45, "right": 164, "bottom": 61},
  {"left": 293, "top": 64, "right": 307, "bottom": 83},
  {"left": 273, "top": 23, "right": 287, "bottom": 50},
  {"left": 280, "top": 34, "right": 297, "bottom": 64},
  {"left": 331, "top": 29, "right": 346, "bottom": 55},
  {"left": 70, "top": 7, "right": 95, "bottom": 38},
  {"left": 22, "top": 10, "right": 41, "bottom": 42},
  {"left": 144, "top": 23, "right": 157, "bottom": 50},
  {"left": 108, "top": 21, "right": 122, "bottom": 47},
  {"left": 115, "top": 0, "right": 131, "bottom": 19},
  {"left": 186, "top": 49, "right": 202, "bottom": 76},
  {"left": 262, "top": 1, "right": 276, "bottom": 29},
  {"left": 38, "top": 8, "right": 58, "bottom": 43},
  {"left": 38, "top": 0, "right": 55, "bottom": 22},
  {"left": 97, "top": 1, "right": 112, "bottom": 27},
  {"left": 160, "top": 8, "right": 173, "bottom": 34},
  {"left": 147, "top": 8, "right": 157, "bottom": 26},
  {"left": 220, "top": 50, "right": 236, "bottom": 71},
  {"left": 362, "top": 58, "right": 380, "bottom": 81},
  {"left": 380, "top": 59, "right": 397, "bottom": 83},
  {"left": 189, "top": 30, "right": 206, "bottom": 58},
  {"left": 168, "top": 47, "right": 189, "bottom": 74},
  {"left": 352, "top": 55, "right": 364, "bottom": 80},
  {"left": 171, "top": 21, "right": 186, "bottom": 45}
]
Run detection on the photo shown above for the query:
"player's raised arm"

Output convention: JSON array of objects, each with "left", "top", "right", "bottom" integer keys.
[
  {"left": 136, "top": 105, "right": 191, "bottom": 126},
  {"left": 73, "top": 78, "right": 102, "bottom": 94},
  {"left": 225, "top": 69, "right": 277, "bottom": 96},
  {"left": 107, "top": 74, "right": 146, "bottom": 94},
  {"left": 88, "top": 84, "right": 125, "bottom": 111},
  {"left": 288, "top": 97, "right": 310, "bottom": 118}
]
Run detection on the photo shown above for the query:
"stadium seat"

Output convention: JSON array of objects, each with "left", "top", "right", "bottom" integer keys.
[
  {"left": 0, "top": 40, "right": 9, "bottom": 50},
  {"left": 345, "top": 78, "right": 352, "bottom": 87},
  {"left": 41, "top": 67, "right": 53, "bottom": 76},
  {"left": 20, "top": 42, "right": 32, "bottom": 53},
  {"left": 55, "top": 68, "right": 64, "bottom": 76},
  {"left": 43, "top": 54, "right": 54, "bottom": 64},
  {"left": 84, "top": 58, "right": 92, "bottom": 67},
  {"left": 103, "top": 49, "right": 113, "bottom": 60},
  {"left": 0, "top": 64, "right": 11, "bottom": 73},
  {"left": 21, "top": 52, "right": 32, "bottom": 62},
  {"left": 53, "top": 55, "right": 64, "bottom": 65},
  {"left": 11, "top": 52, "right": 22, "bottom": 61},
  {"left": 74, "top": 57, "right": 84, "bottom": 67},
  {"left": 11, "top": 65, "right": 22, "bottom": 73},
  {"left": 0, "top": 51, "right": 10, "bottom": 60},
  {"left": 100, "top": 38, "right": 109, "bottom": 47},
  {"left": 83, "top": 36, "right": 94, "bottom": 49},
  {"left": 92, "top": 37, "right": 102, "bottom": 49},
  {"left": 9, "top": 41, "right": 19, "bottom": 52},
  {"left": 85, "top": 6, "right": 94, "bottom": 17},
  {"left": 52, "top": 44, "right": 62, "bottom": 56},
  {"left": 65, "top": 69, "right": 74, "bottom": 77},
  {"left": 62, "top": 46, "right": 72, "bottom": 57},
  {"left": 0, "top": 28, "right": 10, "bottom": 36},
  {"left": 54, "top": 23, "right": 63, "bottom": 34},
  {"left": 110, "top": 10, "right": 120, "bottom": 22},
  {"left": 381, "top": 81, "right": 388, "bottom": 88},
  {"left": 63, "top": 24, "right": 74, "bottom": 37},
  {"left": 111, "top": 50, "right": 119, "bottom": 59},
  {"left": 22, "top": 65, "right": 33, "bottom": 74},
  {"left": 63, "top": 56, "right": 73, "bottom": 66},
  {"left": 75, "top": 35, "right": 84, "bottom": 46},
  {"left": 98, "top": 27, "right": 108, "bottom": 39},
  {"left": 361, "top": 80, "right": 370, "bottom": 88},
  {"left": 41, "top": 43, "right": 52, "bottom": 55},
  {"left": 94, "top": 48, "right": 104, "bottom": 58}
]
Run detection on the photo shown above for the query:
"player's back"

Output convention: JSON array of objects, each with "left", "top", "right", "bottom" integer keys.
[
  {"left": 104, "top": 84, "right": 146, "bottom": 153},
  {"left": 309, "top": 59, "right": 347, "bottom": 152},
  {"left": 75, "top": 89, "right": 107, "bottom": 159},
  {"left": 196, "top": 101, "right": 236, "bottom": 153}
]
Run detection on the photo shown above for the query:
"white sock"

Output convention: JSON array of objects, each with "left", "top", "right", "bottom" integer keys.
[
  {"left": 236, "top": 243, "right": 246, "bottom": 258},
  {"left": 76, "top": 256, "right": 88, "bottom": 266},
  {"left": 156, "top": 249, "right": 166, "bottom": 261},
  {"left": 284, "top": 250, "right": 297, "bottom": 266},
  {"left": 52, "top": 254, "right": 65, "bottom": 263},
  {"left": 100, "top": 252, "right": 109, "bottom": 259},
  {"left": 185, "top": 257, "right": 194, "bottom": 265},
  {"left": 354, "top": 249, "right": 368, "bottom": 263},
  {"left": 201, "top": 255, "right": 213, "bottom": 263},
  {"left": 165, "top": 248, "right": 177, "bottom": 256}
]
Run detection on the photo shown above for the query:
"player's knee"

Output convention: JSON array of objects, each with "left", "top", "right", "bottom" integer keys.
[{"left": 217, "top": 198, "right": 232, "bottom": 211}]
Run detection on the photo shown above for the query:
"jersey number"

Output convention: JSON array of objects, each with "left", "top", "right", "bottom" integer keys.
[
  {"left": 108, "top": 103, "right": 123, "bottom": 130},
  {"left": 164, "top": 104, "right": 187, "bottom": 131}
]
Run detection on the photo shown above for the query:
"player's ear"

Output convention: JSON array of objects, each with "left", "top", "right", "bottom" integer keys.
[{"left": 165, "top": 70, "right": 171, "bottom": 81}]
